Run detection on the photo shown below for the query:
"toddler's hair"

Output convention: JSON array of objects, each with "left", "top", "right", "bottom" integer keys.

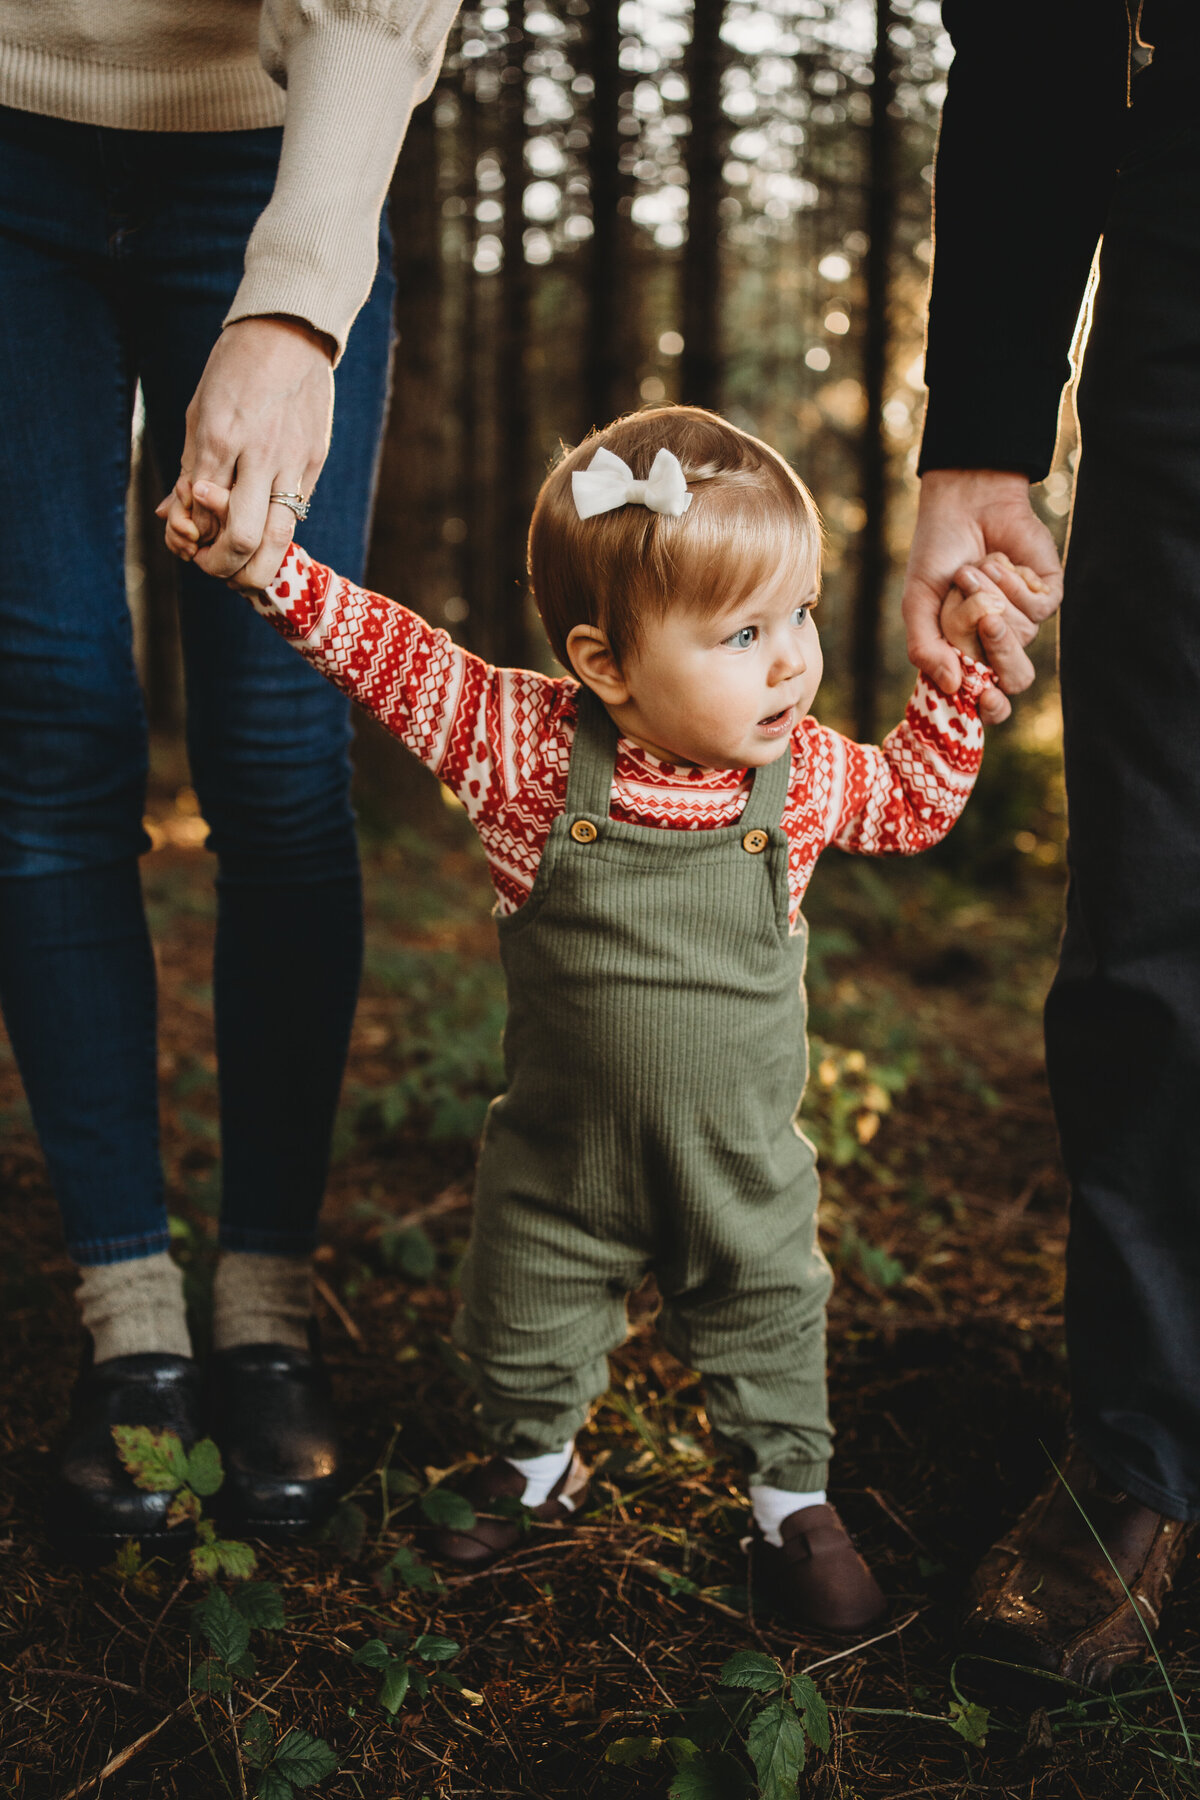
[{"left": 529, "top": 406, "right": 822, "bottom": 673}]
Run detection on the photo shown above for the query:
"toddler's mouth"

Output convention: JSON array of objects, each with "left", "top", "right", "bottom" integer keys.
[{"left": 758, "top": 706, "right": 791, "bottom": 727}]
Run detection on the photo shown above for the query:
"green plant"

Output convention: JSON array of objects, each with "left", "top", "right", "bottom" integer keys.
[
  {"left": 190, "top": 1582, "right": 285, "bottom": 1693},
  {"left": 112, "top": 1425, "right": 256, "bottom": 1580},
  {"left": 240, "top": 1718, "right": 339, "bottom": 1800},
  {"left": 351, "top": 1628, "right": 478, "bottom": 1718},
  {"left": 802, "top": 1039, "right": 912, "bottom": 1168}
]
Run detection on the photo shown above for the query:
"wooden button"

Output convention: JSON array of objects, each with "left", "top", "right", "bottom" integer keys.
[
  {"left": 742, "top": 829, "right": 768, "bottom": 854},
  {"left": 570, "top": 819, "right": 598, "bottom": 844}
]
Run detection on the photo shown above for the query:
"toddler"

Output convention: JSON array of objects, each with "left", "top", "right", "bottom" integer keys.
[{"left": 166, "top": 406, "right": 1017, "bottom": 1634}]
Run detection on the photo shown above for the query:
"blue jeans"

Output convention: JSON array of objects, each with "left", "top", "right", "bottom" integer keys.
[{"left": 0, "top": 106, "right": 394, "bottom": 1264}]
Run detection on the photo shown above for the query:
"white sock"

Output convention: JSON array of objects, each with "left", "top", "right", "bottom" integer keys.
[
  {"left": 76, "top": 1251, "right": 191, "bottom": 1363},
  {"left": 751, "top": 1483, "right": 828, "bottom": 1548},
  {"left": 507, "top": 1441, "right": 575, "bottom": 1508},
  {"left": 212, "top": 1251, "right": 311, "bottom": 1351}
]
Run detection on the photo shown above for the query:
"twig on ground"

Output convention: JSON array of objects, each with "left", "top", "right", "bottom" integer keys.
[
  {"left": 609, "top": 1632, "right": 676, "bottom": 1707},
  {"left": 865, "top": 1486, "right": 932, "bottom": 1555},
  {"left": 58, "top": 1703, "right": 188, "bottom": 1799},
  {"left": 139, "top": 1572, "right": 189, "bottom": 1691},
  {"left": 801, "top": 1609, "right": 921, "bottom": 1676},
  {"left": 24, "top": 1666, "right": 143, "bottom": 1698},
  {"left": 313, "top": 1272, "right": 365, "bottom": 1344}
]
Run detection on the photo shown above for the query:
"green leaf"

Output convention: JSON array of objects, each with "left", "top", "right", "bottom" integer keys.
[
  {"left": 413, "top": 1633, "right": 459, "bottom": 1664},
  {"left": 657, "top": 1568, "right": 701, "bottom": 1598},
  {"left": 352, "top": 1638, "right": 393, "bottom": 1670},
  {"left": 668, "top": 1750, "right": 754, "bottom": 1800},
  {"left": 166, "top": 1487, "right": 202, "bottom": 1528},
  {"left": 385, "top": 1468, "right": 422, "bottom": 1498},
  {"left": 389, "top": 1544, "right": 443, "bottom": 1595},
  {"left": 382, "top": 1225, "right": 438, "bottom": 1280},
  {"left": 191, "top": 1542, "right": 222, "bottom": 1580},
  {"left": 420, "top": 1487, "right": 476, "bottom": 1532},
  {"left": 271, "top": 1728, "right": 340, "bottom": 1787},
  {"left": 789, "top": 1674, "right": 831, "bottom": 1753},
  {"left": 110, "top": 1540, "right": 143, "bottom": 1581},
  {"left": 746, "top": 1699, "right": 807, "bottom": 1800},
  {"left": 948, "top": 1700, "right": 990, "bottom": 1747},
  {"left": 227, "top": 1650, "right": 258, "bottom": 1680},
  {"left": 189, "top": 1657, "right": 231, "bottom": 1695},
  {"left": 111, "top": 1425, "right": 188, "bottom": 1493},
  {"left": 241, "top": 1712, "right": 274, "bottom": 1769},
  {"left": 378, "top": 1660, "right": 411, "bottom": 1716},
  {"left": 213, "top": 1537, "right": 258, "bottom": 1581},
  {"left": 410, "top": 1669, "right": 430, "bottom": 1699},
  {"left": 194, "top": 1586, "right": 251, "bottom": 1666},
  {"left": 255, "top": 1771, "right": 296, "bottom": 1800},
  {"left": 233, "top": 1582, "right": 286, "bottom": 1631},
  {"left": 719, "top": 1650, "right": 784, "bottom": 1693},
  {"left": 606, "top": 1736, "right": 662, "bottom": 1765},
  {"left": 185, "top": 1438, "right": 225, "bottom": 1497},
  {"left": 327, "top": 1499, "right": 367, "bottom": 1561},
  {"left": 666, "top": 1738, "right": 702, "bottom": 1767}
]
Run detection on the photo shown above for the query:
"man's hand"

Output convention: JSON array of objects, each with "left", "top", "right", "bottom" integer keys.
[
  {"left": 173, "top": 315, "right": 334, "bottom": 589},
  {"left": 903, "top": 469, "right": 1064, "bottom": 724}
]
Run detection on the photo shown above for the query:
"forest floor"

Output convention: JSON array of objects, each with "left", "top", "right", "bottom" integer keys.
[{"left": 2, "top": 754, "right": 1198, "bottom": 1800}]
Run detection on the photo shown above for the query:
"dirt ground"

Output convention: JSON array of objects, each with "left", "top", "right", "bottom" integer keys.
[{"left": 1, "top": 777, "right": 1196, "bottom": 1799}]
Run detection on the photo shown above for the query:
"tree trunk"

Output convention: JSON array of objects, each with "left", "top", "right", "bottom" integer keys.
[
  {"left": 682, "top": 0, "right": 725, "bottom": 410},
  {"left": 583, "top": 0, "right": 627, "bottom": 430},
  {"left": 495, "top": 4, "right": 532, "bottom": 666},
  {"left": 853, "top": 0, "right": 895, "bottom": 744}
]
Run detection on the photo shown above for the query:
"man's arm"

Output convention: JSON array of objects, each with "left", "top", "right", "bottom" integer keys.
[
  {"left": 179, "top": 0, "right": 461, "bottom": 585},
  {"left": 905, "top": 0, "right": 1130, "bottom": 720}
]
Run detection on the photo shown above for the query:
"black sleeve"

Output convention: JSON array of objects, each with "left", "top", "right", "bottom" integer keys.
[{"left": 917, "top": 0, "right": 1130, "bottom": 481}]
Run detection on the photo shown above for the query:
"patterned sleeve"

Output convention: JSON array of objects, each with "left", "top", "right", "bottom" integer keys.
[
  {"left": 250, "top": 545, "right": 567, "bottom": 820},
  {"left": 824, "top": 662, "right": 989, "bottom": 856}
]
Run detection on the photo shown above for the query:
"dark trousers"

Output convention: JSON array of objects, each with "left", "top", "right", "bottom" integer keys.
[
  {"left": 0, "top": 106, "right": 394, "bottom": 1263},
  {"left": 1046, "top": 104, "right": 1200, "bottom": 1521}
]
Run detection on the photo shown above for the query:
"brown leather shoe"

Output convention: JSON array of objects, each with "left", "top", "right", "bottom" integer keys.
[
  {"left": 752, "top": 1503, "right": 886, "bottom": 1635},
  {"left": 432, "top": 1452, "right": 591, "bottom": 1570},
  {"left": 963, "top": 1443, "right": 1195, "bottom": 1688}
]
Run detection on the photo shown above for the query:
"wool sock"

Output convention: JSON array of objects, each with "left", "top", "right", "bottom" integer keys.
[
  {"left": 507, "top": 1441, "right": 575, "bottom": 1508},
  {"left": 76, "top": 1251, "right": 191, "bottom": 1363},
  {"left": 750, "top": 1483, "right": 828, "bottom": 1548},
  {"left": 212, "top": 1251, "right": 311, "bottom": 1352}
]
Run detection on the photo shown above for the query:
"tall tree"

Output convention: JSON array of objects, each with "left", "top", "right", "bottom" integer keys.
[
  {"left": 583, "top": 0, "right": 627, "bottom": 430},
  {"left": 853, "top": 0, "right": 897, "bottom": 742},
  {"left": 682, "top": 0, "right": 725, "bottom": 410},
  {"left": 495, "top": 2, "right": 533, "bottom": 665}
]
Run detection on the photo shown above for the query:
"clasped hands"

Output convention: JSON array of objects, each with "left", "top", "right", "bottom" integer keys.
[{"left": 157, "top": 314, "right": 335, "bottom": 590}]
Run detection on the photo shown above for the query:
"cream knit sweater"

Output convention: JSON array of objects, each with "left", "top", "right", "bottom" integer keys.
[{"left": 0, "top": 1, "right": 461, "bottom": 358}]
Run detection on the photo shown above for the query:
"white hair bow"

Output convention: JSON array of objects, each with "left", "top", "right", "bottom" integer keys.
[{"left": 571, "top": 446, "right": 693, "bottom": 521}]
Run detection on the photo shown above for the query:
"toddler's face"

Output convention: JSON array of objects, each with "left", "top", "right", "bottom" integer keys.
[{"left": 618, "top": 562, "right": 822, "bottom": 770}]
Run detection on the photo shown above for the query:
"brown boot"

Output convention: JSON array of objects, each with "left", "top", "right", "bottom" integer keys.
[
  {"left": 963, "top": 1443, "right": 1195, "bottom": 1688},
  {"left": 752, "top": 1503, "right": 886, "bottom": 1635},
  {"left": 432, "top": 1452, "right": 591, "bottom": 1570}
]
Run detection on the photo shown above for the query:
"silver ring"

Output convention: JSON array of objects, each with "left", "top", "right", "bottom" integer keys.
[{"left": 269, "top": 490, "right": 310, "bottom": 522}]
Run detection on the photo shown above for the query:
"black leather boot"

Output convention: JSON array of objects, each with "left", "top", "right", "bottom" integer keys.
[
  {"left": 52, "top": 1351, "right": 201, "bottom": 1563},
  {"left": 204, "top": 1331, "right": 342, "bottom": 1539}
]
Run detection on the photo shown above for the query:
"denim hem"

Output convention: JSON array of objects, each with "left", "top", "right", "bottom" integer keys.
[
  {"left": 218, "top": 1227, "right": 319, "bottom": 1257},
  {"left": 1075, "top": 1429, "right": 1200, "bottom": 1526},
  {"left": 68, "top": 1229, "right": 172, "bottom": 1267}
]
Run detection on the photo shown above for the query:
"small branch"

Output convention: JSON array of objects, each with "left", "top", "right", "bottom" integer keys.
[
  {"left": 801, "top": 1608, "right": 921, "bottom": 1675},
  {"left": 58, "top": 1704, "right": 186, "bottom": 1799},
  {"left": 139, "top": 1572, "right": 190, "bottom": 1691},
  {"left": 313, "top": 1272, "right": 365, "bottom": 1344},
  {"left": 609, "top": 1633, "right": 676, "bottom": 1708},
  {"left": 24, "top": 1666, "right": 144, "bottom": 1699}
]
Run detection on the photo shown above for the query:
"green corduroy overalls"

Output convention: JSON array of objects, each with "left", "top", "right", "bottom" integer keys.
[{"left": 453, "top": 689, "right": 833, "bottom": 1491}]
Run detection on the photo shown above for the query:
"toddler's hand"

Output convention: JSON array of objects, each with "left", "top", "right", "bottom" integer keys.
[
  {"left": 940, "top": 560, "right": 1034, "bottom": 705},
  {"left": 155, "top": 479, "right": 207, "bottom": 562}
]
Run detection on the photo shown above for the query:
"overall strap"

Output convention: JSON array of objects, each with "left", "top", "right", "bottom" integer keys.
[
  {"left": 731, "top": 734, "right": 792, "bottom": 834},
  {"left": 565, "top": 686, "right": 621, "bottom": 818}
]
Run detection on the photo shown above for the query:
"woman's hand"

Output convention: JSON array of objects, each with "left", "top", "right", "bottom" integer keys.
[{"left": 170, "top": 314, "right": 333, "bottom": 590}]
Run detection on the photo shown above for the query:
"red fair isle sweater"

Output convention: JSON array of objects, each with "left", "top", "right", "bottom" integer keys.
[{"left": 255, "top": 547, "right": 988, "bottom": 932}]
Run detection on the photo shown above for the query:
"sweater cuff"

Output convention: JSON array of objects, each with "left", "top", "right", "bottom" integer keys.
[
  {"left": 225, "top": 12, "right": 447, "bottom": 363},
  {"left": 917, "top": 361, "right": 1074, "bottom": 482}
]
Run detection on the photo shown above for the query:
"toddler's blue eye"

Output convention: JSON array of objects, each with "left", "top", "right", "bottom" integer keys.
[
  {"left": 793, "top": 605, "right": 811, "bottom": 627},
  {"left": 725, "top": 625, "right": 756, "bottom": 648}
]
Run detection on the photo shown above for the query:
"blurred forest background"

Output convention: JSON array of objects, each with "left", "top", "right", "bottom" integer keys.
[{"left": 129, "top": 0, "right": 1071, "bottom": 773}]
